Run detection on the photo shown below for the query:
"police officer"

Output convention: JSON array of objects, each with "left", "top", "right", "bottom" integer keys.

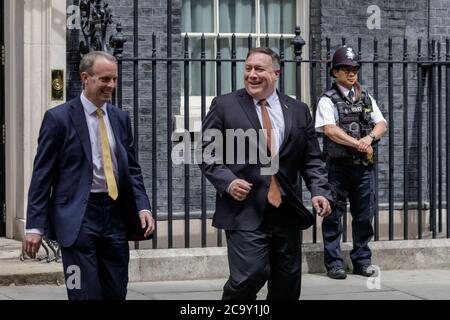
[{"left": 315, "top": 46, "right": 387, "bottom": 279}]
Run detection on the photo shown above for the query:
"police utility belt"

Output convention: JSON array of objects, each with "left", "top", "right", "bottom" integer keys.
[{"left": 322, "top": 84, "right": 376, "bottom": 166}]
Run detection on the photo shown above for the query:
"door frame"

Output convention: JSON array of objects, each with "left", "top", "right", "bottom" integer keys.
[{"left": 1, "top": 0, "right": 6, "bottom": 237}]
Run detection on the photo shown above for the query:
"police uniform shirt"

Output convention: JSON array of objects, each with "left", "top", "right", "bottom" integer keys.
[{"left": 314, "top": 84, "right": 386, "bottom": 133}]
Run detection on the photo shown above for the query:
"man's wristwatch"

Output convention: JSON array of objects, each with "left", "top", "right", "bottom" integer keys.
[{"left": 368, "top": 132, "right": 376, "bottom": 141}]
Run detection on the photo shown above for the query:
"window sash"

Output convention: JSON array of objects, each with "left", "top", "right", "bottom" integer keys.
[{"left": 178, "top": 0, "right": 310, "bottom": 131}]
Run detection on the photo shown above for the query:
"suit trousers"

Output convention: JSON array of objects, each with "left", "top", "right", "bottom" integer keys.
[
  {"left": 322, "top": 162, "right": 375, "bottom": 270},
  {"left": 223, "top": 200, "right": 302, "bottom": 300},
  {"left": 61, "top": 193, "right": 130, "bottom": 300}
]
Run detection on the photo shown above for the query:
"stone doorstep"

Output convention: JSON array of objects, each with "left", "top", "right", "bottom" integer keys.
[
  {"left": 129, "top": 239, "right": 450, "bottom": 282},
  {"left": 0, "top": 238, "right": 23, "bottom": 260},
  {"left": 1, "top": 239, "right": 450, "bottom": 286},
  {"left": 0, "top": 260, "right": 64, "bottom": 286}
]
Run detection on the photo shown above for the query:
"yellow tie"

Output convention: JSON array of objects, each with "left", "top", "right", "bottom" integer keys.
[
  {"left": 96, "top": 108, "right": 118, "bottom": 200},
  {"left": 259, "top": 99, "right": 282, "bottom": 208}
]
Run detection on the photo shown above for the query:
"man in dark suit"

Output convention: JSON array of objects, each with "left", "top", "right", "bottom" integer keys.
[
  {"left": 23, "top": 51, "right": 155, "bottom": 300},
  {"left": 199, "top": 47, "right": 332, "bottom": 300}
]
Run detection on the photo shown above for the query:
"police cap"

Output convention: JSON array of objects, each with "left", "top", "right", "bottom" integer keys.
[{"left": 330, "top": 46, "right": 360, "bottom": 78}]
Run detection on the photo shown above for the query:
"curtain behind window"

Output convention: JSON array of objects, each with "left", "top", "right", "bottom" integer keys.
[
  {"left": 260, "top": 0, "right": 296, "bottom": 34},
  {"left": 182, "top": 0, "right": 214, "bottom": 96},
  {"left": 182, "top": 0, "right": 213, "bottom": 33}
]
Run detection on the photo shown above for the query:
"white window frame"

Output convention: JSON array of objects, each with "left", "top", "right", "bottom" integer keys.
[{"left": 177, "top": 0, "right": 309, "bottom": 132}]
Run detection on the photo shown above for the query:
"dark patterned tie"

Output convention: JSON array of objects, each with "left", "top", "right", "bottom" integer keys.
[{"left": 348, "top": 90, "right": 354, "bottom": 102}]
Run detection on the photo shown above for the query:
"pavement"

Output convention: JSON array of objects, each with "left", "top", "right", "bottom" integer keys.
[
  {"left": 2, "top": 237, "right": 449, "bottom": 300},
  {"left": 0, "top": 269, "right": 449, "bottom": 300}
]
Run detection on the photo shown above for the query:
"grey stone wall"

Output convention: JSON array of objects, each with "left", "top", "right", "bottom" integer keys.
[{"left": 310, "top": 0, "right": 448, "bottom": 207}]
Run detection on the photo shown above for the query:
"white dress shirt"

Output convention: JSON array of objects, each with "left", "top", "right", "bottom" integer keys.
[
  {"left": 80, "top": 92, "right": 119, "bottom": 192},
  {"left": 315, "top": 84, "right": 386, "bottom": 133},
  {"left": 253, "top": 90, "right": 285, "bottom": 154}
]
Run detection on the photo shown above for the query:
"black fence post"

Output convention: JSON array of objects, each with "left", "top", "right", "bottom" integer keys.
[
  {"left": 291, "top": 25, "right": 305, "bottom": 213},
  {"left": 231, "top": 34, "right": 237, "bottom": 92},
  {"left": 200, "top": 34, "right": 207, "bottom": 247},
  {"left": 216, "top": 34, "right": 223, "bottom": 247},
  {"left": 292, "top": 26, "right": 305, "bottom": 102},
  {"left": 417, "top": 39, "right": 423, "bottom": 239},
  {"left": 184, "top": 34, "right": 190, "bottom": 248},
  {"left": 388, "top": 38, "right": 394, "bottom": 240},
  {"left": 326, "top": 38, "right": 331, "bottom": 89},
  {"left": 291, "top": 26, "right": 305, "bottom": 242},
  {"left": 430, "top": 40, "right": 437, "bottom": 239},
  {"left": 310, "top": 35, "right": 317, "bottom": 244},
  {"left": 373, "top": 37, "right": 379, "bottom": 241},
  {"left": 151, "top": 33, "right": 158, "bottom": 249},
  {"left": 437, "top": 41, "right": 443, "bottom": 234},
  {"left": 167, "top": 0, "right": 173, "bottom": 248},
  {"left": 358, "top": 37, "right": 363, "bottom": 83},
  {"left": 403, "top": 38, "right": 409, "bottom": 239},
  {"left": 133, "top": 0, "right": 140, "bottom": 250}
]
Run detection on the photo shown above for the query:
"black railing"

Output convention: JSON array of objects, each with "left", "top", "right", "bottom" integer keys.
[{"left": 111, "top": 26, "right": 450, "bottom": 249}]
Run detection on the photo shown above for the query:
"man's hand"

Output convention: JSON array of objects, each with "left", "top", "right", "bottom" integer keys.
[
  {"left": 366, "top": 145, "right": 374, "bottom": 157},
  {"left": 357, "top": 136, "right": 373, "bottom": 153},
  {"left": 139, "top": 211, "right": 155, "bottom": 238},
  {"left": 228, "top": 179, "right": 253, "bottom": 201},
  {"left": 23, "top": 234, "right": 43, "bottom": 259},
  {"left": 312, "top": 196, "right": 332, "bottom": 218}
]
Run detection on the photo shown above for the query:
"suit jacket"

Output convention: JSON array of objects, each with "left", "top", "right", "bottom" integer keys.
[
  {"left": 26, "top": 96, "right": 152, "bottom": 247},
  {"left": 199, "top": 89, "right": 332, "bottom": 231}
]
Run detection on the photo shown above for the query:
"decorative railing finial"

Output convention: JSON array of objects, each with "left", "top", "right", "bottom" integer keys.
[
  {"left": 110, "top": 22, "right": 127, "bottom": 59},
  {"left": 291, "top": 26, "right": 306, "bottom": 60}
]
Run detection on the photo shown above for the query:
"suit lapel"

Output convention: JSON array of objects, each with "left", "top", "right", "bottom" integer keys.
[
  {"left": 278, "top": 92, "right": 293, "bottom": 152},
  {"left": 106, "top": 104, "right": 127, "bottom": 185},
  {"left": 106, "top": 104, "right": 121, "bottom": 152},
  {"left": 69, "top": 97, "right": 93, "bottom": 168},
  {"left": 237, "top": 90, "right": 262, "bottom": 130}
]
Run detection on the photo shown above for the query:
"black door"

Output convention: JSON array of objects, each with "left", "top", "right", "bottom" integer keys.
[{"left": 0, "top": 1, "right": 5, "bottom": 236}]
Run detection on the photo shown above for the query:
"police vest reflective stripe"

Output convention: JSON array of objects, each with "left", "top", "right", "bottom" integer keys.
[{"left": 322, "top": 83, "right": 375, "bottom": 160}]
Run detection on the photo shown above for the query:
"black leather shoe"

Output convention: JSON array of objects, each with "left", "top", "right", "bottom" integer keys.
[
  {"left": 326, "top": 267, "right": 347, "bottom": 279},
  {"left": 353, "top": 265, "right": 376, "bottom": 277}
]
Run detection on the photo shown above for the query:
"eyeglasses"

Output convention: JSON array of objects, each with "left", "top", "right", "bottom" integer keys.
[{"left": 339, "top": 67, "right": 359, "bottom": 74}]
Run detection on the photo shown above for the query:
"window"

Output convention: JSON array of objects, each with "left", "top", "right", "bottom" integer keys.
[{"left": 178, "top": 0, "right": 309, "bottom": 131}]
